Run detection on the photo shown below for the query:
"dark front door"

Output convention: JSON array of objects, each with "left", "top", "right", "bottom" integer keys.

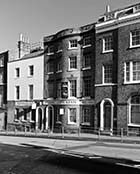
[
  {"left": 104, "top": 101, "right": 111, "bottom": 130},
  {"left": 48, "top": 107, "right": 53, "bottom": 131}
]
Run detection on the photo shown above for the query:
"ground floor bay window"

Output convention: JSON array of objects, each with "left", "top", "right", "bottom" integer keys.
[{"left": 129, "top": 95, "right": 140, "bottom": 126}]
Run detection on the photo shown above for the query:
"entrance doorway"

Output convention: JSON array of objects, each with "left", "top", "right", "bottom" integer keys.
[
  {"left": 38, "top": 108, "right": 43, "bottom": 130},
  {"left": 104, "top": 101, "right": 111, "bottom": 130},
  {"left": 48, "top": 106, "right": 54, "bottom": 132},
  {"left": 100, "top": 98, "right": 114, "bottom": 131}
]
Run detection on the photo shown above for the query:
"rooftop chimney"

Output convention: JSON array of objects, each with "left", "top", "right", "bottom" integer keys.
[{"left": 106, "top": 5, "right": 111, "bottom": 13}]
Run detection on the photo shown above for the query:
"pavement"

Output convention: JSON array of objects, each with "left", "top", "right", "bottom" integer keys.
[{"left": 0, "top": 132, "right": 140, "bottom": 169}]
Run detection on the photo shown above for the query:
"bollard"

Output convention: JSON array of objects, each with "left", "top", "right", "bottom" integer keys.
[
  {"left": 48, "top": 128, "right": 50, "bottom": 137},
  {"left": 6, "top": 128, "right": 8, "bottom": 135},
  {"left": 78, "top": 126, "right": 81, "bottom": 138},
  {"left": 14, "top": 126, "right": 17, "bottom": 136},
  {"left": 24, "top": 126, "right": 26, "bottom": 136},
  {"left": 98, "top": 129, "right": 101, "bottom": 141},
  {"left": 35, "top": 129, "right": 37, "bottom": 136},
  {"left": 121, "top": 128, "right": 123, "bottom": 143},
  {"left": 62, "top": 126, "right": 64, "bottom": 138}
]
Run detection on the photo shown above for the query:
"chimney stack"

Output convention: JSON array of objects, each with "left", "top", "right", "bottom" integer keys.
[{"left": 106, "top": 5, "right": 111, "bottom": 13}]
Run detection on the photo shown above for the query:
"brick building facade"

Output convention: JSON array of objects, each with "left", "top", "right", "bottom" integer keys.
[
  {"left": 43, "top": 24, "right": 95, "bottom": 132},
  {"left": 0, "top": 51, "right": 8, "bottom": 130},
  {"left": 7, "top": 2, "right": 140, "bottom": 134},
  {"left": 95, "top": 3, "right": 140, "bottom": 133}
]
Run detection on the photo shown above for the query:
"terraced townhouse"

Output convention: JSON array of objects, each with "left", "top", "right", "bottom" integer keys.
[{"left": 6, "top": 2, "right": 140, "bottom": 134}]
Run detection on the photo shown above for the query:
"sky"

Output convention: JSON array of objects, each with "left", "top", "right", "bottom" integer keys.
[{"left": 0, "top": 0, "right": 139, "bottom": 52}]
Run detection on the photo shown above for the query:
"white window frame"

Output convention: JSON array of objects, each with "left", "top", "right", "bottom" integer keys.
[
  {"left": 102, "top": 65, "right": 112, "bottom": 84},
  {"left": 69, "top": 56, "right": 77, "bottom": 70},
  {"left": 124, "top": 61, "right": 140, "bottom": 84},
  {"left": 128, "top": 96, "right": 140, "bottom": 127},
  {"left": 102, "top": 36, "right": 113, "bottom": 53},
  {"left": 69, "top": 39, "right": 78, "bottom": 49},
  {"left": 83, "top": 36, "right": 92, "bottom": 48},
  {"left": 130, "top": 30, "right": 140, "bottom": 48},
  {"left": 68, "top": 108, "right": 77, "bottom": 124},
  {"left": 68, "top": 80, "right": 77, "bottom": 98}
]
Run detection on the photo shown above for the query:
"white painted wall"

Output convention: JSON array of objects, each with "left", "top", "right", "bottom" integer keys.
[{"left": 8, "top": 55, "right": 44, "bottom": 101}]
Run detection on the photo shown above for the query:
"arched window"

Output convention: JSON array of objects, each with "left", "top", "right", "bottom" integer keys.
[{"left": 130, "top": 95, "right": 140, "bottom": 125}]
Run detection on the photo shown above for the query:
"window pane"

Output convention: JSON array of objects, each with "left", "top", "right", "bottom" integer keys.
[
  {"left": 131, "top": 30, "right": 140, "bottom": 46},
  {"left": 82, "top": 108, "right": 90, "bottom": 123},
  {"left": 83, "top": 54, "right": 91, "bottom": 68},
  {"left": 70, "top": 80, "right": 76, "bottom": 97},
  {"left": 15, "top": 68, "right": 20, "bottom": 77},
  {"left": 125, "top": 62, "right": 130, "bottom": 82},
  {"left": 133, "top": 62, "right": 140, "bottom": 81},
  {"left": 57, "top": 82, "right": 61, "bottom": 98},
  {"left": 15, "top": 109, "right": 19, "bottom": 120},
  {"left": 29, "top": 65, "right": 34, "bottom": 76},
  {"left": 104, "top": 65, "right": 112, "bottom": 83},
  {"left": 16, "top": 86, "right": 20, "bottom": 100},
  {"left": 57, "top": 61, "right": 62, "bottom": 71},
  {"left": 83, "top": 37, "right": 91, "bottom": 46},
  {"left": 70, "top": 57, "right": 77, "bottom": 69},
  {"left": 131, "top": 105, "right": 140, "bottom": 124},
  {"left": 69, "top": 108, "right": 76, "bottom": 123},
  {"left": 104, "top": 36, "right": 113, "bottom": 51},
  {"left": 48, "top": 62, "right": 54, "bottom": 73},
  {"left": 84, "top": 79, "right": 91, "bottom": 96},
  {"left": 48, "top": 83, "right": 54, "bottom": 97},
  {"left": 70, "top": 40, "right": 78, "bottom": 48},
  {"left": 131, "top": 96, "right": 140, "bottom": 104},
  {"left": 29, "top": 85, "right": 33, "bottom": 100}
]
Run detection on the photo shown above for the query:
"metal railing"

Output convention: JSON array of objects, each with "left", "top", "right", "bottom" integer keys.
[{"left": 0, "top": 126, "right": 140, "bottom": 143}]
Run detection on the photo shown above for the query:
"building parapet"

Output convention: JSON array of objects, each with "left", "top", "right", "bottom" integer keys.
[
  {"left": 96, "top": 3, "right": 140, "bottom": 33},
  {"left": 44, "top": 23, "right": 95, "bottom": 43}
]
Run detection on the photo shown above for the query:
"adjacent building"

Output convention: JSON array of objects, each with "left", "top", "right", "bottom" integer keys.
[
  {"left": 95, "top": 3, "right": 140, "bottom": 133},
  {"left": 7, "top": 34, "right": 44, "bottom": 131},
  {"left": 0, "top": 51, "right": 8, "bottom": 130}
]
